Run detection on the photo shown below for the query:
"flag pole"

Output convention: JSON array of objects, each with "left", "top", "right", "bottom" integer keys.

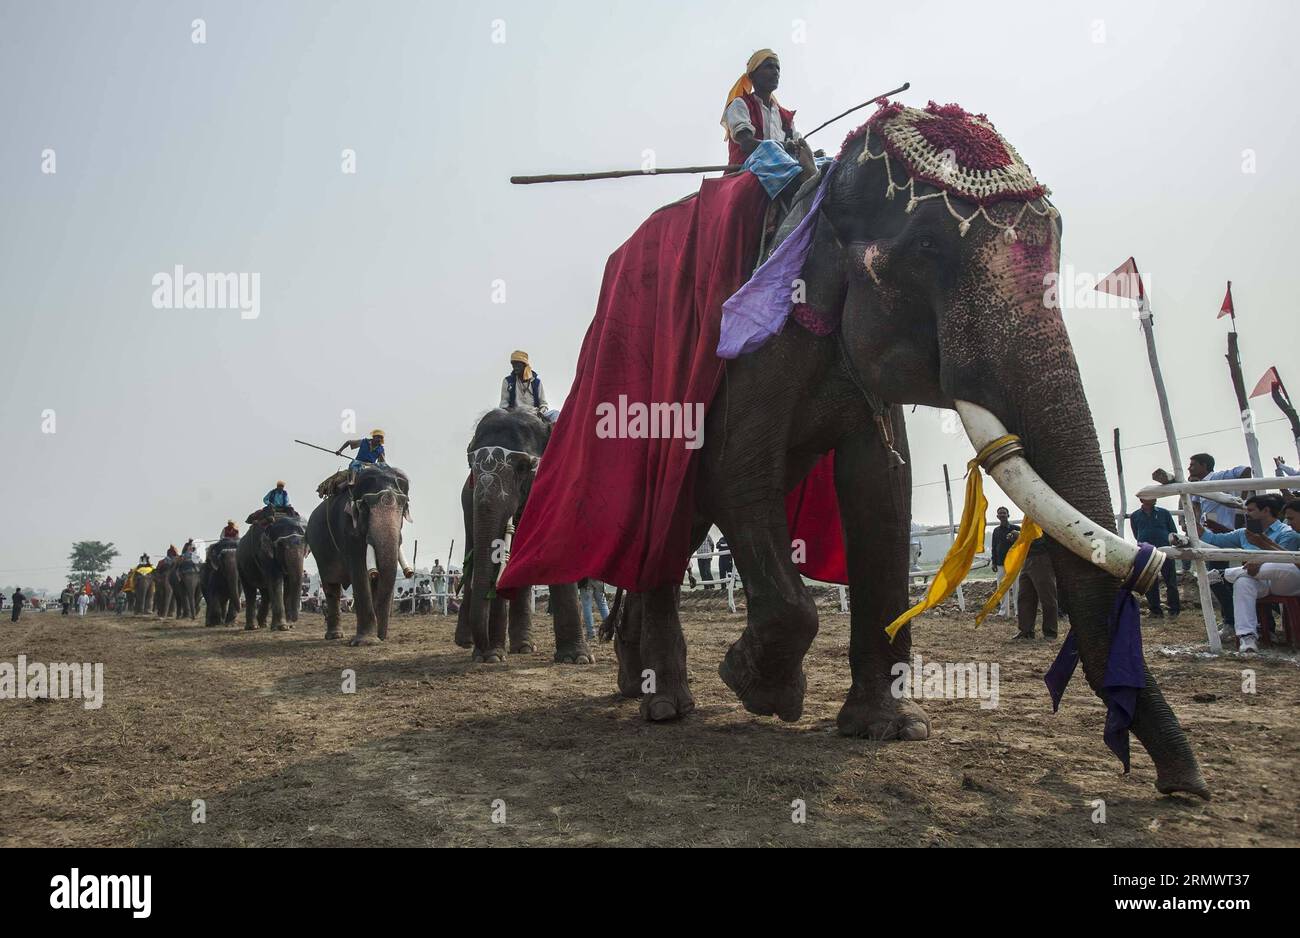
[
  {"left": 1113, "top": 428, "right": 1128, "bottom": 533},
  {"left": 1222, "top": 281, "right": 1264, "bottom": 478},
  {"left": 1138, "top": 292, "right": 1222, "bottom": 652},
  {"left": 942, "top": 464, "right": 966, "bottom": 612}
]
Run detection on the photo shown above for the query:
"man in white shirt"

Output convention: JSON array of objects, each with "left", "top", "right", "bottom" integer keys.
[
  {"left": 721, "top": 49, "right": 802, "bottom": 165},
  {"left": 500, "top": 350, "right": 548, "bottom": 412}
]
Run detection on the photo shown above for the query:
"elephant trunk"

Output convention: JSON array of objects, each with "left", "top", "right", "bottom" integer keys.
[{"left": 950, "top": 308, "right": 1207, "bottom": 798}]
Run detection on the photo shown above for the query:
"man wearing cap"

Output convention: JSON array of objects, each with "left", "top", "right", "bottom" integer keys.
[
  {"left": 337, "top": 429, "right": 387, "bottom": 470},
  {"left": 721, "top": 49, "right": 801, "bottom": 164},
  {"left": 500, "top": 351, "right": 548, "bottom": 413}
]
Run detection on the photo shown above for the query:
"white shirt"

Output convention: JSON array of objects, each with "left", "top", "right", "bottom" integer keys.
[
  {"left": 1192, "top": 466, "right": 1251, "bottom": 530},
  {"left": 500, "top": 374, "right": 548, "bottom": 411},
  {"left": 724, "top": 96, "right": 798, "bottom": 145}
]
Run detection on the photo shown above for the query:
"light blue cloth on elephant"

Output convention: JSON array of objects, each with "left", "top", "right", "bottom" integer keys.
[
  {"left": 717, "top": 160, "right": 838, "bottom": 359},
  {"left": 742, "top": 140, "right": 802, "bottom": 198}
]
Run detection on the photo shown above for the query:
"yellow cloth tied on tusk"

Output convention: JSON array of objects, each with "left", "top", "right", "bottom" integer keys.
[
  {"left": 885, "top": 434, "right": 1024, "bottom": 641},
  {"left": 974, "top": 517, "right": 1042, "bottom": 624}
]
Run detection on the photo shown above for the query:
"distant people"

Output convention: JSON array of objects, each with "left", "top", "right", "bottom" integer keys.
[
  {"left": 696, "top": 533, "right": 716, "bottom": 589},
  {"left": 221, "top": 520, "right": 240, "bottom": 540},
  {"left": 77, "top": 591, "right": 90, "bottom": 616},
  {"left": 1129, "top": 496, "right": 1181, "bottom": 618},
  {"left": 1197, "top": 494, "right": 1300, "bottom": 652},
  {"left": 11, "top": 588, "right": 25, "bottom": 622},
  {"left": 500, "top": 351, "right": 549, "bottom": 414},
  {"left": 579, "top": 577, "right": 610, "bottom": 641},
  {"left": 1154, "top": 453, "right": 1250, "bottom": 629},
  {"left": 716, "top": 535, "right": 733, "bottom": 583},
  {"left": 1013, "top": 533, "right": 1058, "bottom": 640},
  {"left": 181, "top": 540, "right": 199, "bottom": 565},
  {"left": 990, "top": 507, "right": 1021, "bottom": 618}
]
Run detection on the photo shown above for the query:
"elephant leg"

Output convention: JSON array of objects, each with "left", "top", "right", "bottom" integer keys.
[
  {"left": 635, "top": 585, "right": 693, "bottom": 721},
  {"left": 715, "top": 502, "right": 819, "bottom": 722},
  {"left": 269, "top": 577, "right": 289, "bottom": 631},
  {"left": 614, "top": 592, "right": 645, "bottom": 698},
  {"left": 479, "top": 596, "right": 507, "bottom": 662},
  {"left": 323, "top": 582, "right": 343, "bottom": 640},
  {"left": 549, "top": 583, "right": 592, "bottom": 664},
  {"left": 243, "top": 583, "right": 259, "bottom": 630},
  {"left": 348, "top": 551, "right": 381, "bottom": 646},
  {"left": 831, "top": 418, "right": 930, "bottom": 741},
  {"left": 507, "top": 590, "right": 535, "bottom": 654}
]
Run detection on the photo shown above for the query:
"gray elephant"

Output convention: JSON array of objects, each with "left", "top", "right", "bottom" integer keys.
[
  {"left": 500, "top": 101, "right": 1208, "bottom": 799},
  {"left": 174, "top": 559, "right": 203, "bottom": 620},
  {"left": 202, "top": 539, "right": 241, "bottom": 626},
  {"left": 151, "top": 556, "right": 180, "bottom": 617},
  {"left": 129, "top": 566, "right": 154, "bottom": 615},
  {"left": 306, "top": 464, "right": 410, "bottom": 644},
  {"left": 237, "top": 514, "right": 308, "bottom": 631},
  {"left": 456, "top": 408, "right": 590, "bottom": 664}
]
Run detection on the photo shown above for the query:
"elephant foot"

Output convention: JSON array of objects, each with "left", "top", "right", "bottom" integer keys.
[
  {"left": 719, "top": 643, "right": 806, "bottom": 722},
  {"left": 348, "top": 634, "right": 383, "bottom": 647},
  {"left": 472, "top": 647, "right": 506, "bottom": 663},
  {"left": 324, "top": 628, "right": 344, "bottom": 640},
  {"left": 554, "top": 642, "right": 593, "bottom": 665},
  {"left": 510, "top": 641, "right": 537, "bottom": 654},
  {"left": 835, "top": 684, "right": 931, "bottom": 741},
  {"left": 1155, "top": 766, "right": 1211, "bottom": 801},
  {"left": 271, "top": 623, "right": 293, "bottom": 632},
  {"left": 244, "top": 624, "right": 260, "bottom": 631},
  {"left": 639, "top": 679, "right": 695, "bottom": 722}
]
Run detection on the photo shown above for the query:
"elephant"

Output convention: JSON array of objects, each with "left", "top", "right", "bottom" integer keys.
[
  {"left": 456, "top": 408, "right": 590, "bottom": 664},
  {"left": 306, "top": 463, "right": 411, "bottom": 645},
  {"left": 202, "top": 539, "right": 241, "bottom": 626},
  {"left": 174, "top": 560, "right": 203, "bottom": 620},
  {"left": 129, "top": 568, "right": 154, "bottom": 615},
  {"left": 151, "top": 556, "right": 179, "bottom": 618},
  {"left": 521, "top": 102, "right": 1208, "bottom": 799},
  {"left": 236, "top": 514, "right": 308, "bottom": 631}
]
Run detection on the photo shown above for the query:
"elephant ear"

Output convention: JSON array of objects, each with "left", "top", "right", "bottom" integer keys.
[
  {"left": 261, "top": 529, "right": 275, "bottom": 559},
  {"left": 789, "top": 213, "right": 849, "bottom": 337}
]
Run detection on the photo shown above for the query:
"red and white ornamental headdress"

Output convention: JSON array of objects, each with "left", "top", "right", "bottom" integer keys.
[{"left": 840, "top": 101, "right": 1057, "bottom": 241}]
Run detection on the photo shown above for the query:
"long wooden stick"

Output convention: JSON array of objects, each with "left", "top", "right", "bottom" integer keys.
[
  {"left": 511, "top": 80, "right": 910, "bottom": 185},
  {"left": 512, "top": 165, "right": 739, "bottom": 185}
]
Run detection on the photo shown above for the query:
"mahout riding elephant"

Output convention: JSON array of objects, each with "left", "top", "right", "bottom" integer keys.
[
  {"left": 502, "top": 101, "right": 1208, "bottom": 798},
  {"left": 456, "top": 408, "right": 589, "bottom": 664},
  {"left": 236, "top": 513, "right": 308, "bottom": 631},
  {"left": 306, "top": 464, "right": 410, "bottom": 645},
  {"left": 202, "top": 539, "right": 241, "bottom": 626},
  {"left": 174, "top": 558, "right": 203, "bottom": 620}
]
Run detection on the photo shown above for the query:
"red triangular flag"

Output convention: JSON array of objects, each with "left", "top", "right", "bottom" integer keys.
[
  {"left": 1094, "top": 256, "right": 1144, "bottom": 301},
  {"left": 1217, "top": 280, "right": 1235, "bottom": 319},
  {"left": 1249, "top": 366, "right": 1281, "bottom": 399}
]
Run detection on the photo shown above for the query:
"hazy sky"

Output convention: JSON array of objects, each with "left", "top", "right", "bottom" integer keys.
[{"left": 3, "top": 0, "right": 1298, "bottom": 591}]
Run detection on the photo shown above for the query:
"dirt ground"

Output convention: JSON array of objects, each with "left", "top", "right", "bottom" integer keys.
[{"left": 2, "top": 586, "right": 1297, "bottom": 847}]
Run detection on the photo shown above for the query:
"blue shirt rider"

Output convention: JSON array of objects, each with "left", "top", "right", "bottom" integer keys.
[
  {"left": 336, "top": 430, "right": 386, "bottom": 470},
  {"left": 264, "top": 481, "right": 291, "bottom": 509}
]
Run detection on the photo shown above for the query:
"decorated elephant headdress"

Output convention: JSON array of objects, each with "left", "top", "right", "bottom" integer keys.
[{"left": 839, "top": 100, "right": 1057, "bottom": 242}]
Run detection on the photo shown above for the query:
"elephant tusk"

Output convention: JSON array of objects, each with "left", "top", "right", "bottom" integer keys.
[{"left": 954, "top": 401, "right": 1164, "bottom": 594}]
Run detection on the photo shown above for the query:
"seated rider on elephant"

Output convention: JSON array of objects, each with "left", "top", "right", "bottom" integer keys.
[
  {"left": 501, "top": 351, "right": 558, "bottom": 423},
  {"left": 221, "top": 520, "right": 240, "bottom": 540},
  {"left": 249, "top": 479, "right": 298, "bottom": 524}
]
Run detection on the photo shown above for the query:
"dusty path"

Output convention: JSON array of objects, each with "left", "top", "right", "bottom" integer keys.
[{"left": 1, "top": 597, "right": 1296, "bottom": 847}]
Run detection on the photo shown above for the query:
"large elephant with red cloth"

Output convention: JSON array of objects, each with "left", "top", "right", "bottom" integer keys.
[
  {"left": 501, "top": 101, "right": 1208, "bottom": 799},
  {"left": 457, "top": 408, "right": 590, "bottom": 664}
]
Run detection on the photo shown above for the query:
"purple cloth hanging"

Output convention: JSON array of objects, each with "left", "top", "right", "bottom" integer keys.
[
  {"left": 1043, "top": 542, "right": 1153, "bottom": 773},
  {"left": 717, "top": 161, "right": 838, "bottom": 360}
]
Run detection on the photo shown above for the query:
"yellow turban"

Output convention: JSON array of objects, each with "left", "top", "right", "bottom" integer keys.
[
  {"left": 721, "top": 49, "right": 780, "bottom": 137},
  {"left": 510, "top": 350, "right": 534, "bottom": 382}
]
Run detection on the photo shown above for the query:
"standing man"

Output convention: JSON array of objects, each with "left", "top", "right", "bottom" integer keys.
[
  {"left": 1154, "top": 453, "right": 1251, "bottom": 631},
  {"left": 990, "top": 507, "right": 1021, "bottom": 618},
  {"left": 1014, "top": 535, "right": 1059, "bottom": 641},
  {"left": 696, "top": 532, "right": 716, "bottom": 589},
  {"left": 77, "top": 590, "right": 90, "bottom": 616},
  {"left": 11, "top": 587, "right": 25, "bottom": 622},
  {"left": 500, "top": 351, "right": 548, "bottom": 413},
  {"left": 721, "top": 50, "right": 800, "bottom": 163},
  {"left": 1129, "top": 496, "right": 1181, "bottom": 618},
  {"left": 716, "top": 535, "right": 733, "bottom": 583}
]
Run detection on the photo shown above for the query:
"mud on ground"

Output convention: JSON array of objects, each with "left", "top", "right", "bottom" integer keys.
[{"left": 1, "top": 589, "right": 1296, "bottom": 847}]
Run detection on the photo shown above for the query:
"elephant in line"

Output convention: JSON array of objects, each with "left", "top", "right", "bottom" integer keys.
[
  {"left": 457, "top": 408, "right": 590, "bottom": 664},
  {"left": 586, "top": 108, "right": 1207, "bottom": 798},
  {"left": 130, "top": 568, "right": 154, "bottom": 615},
  {"left": 237, "top": 514, "right": 308, "bottom": 631},
  {"left": 151, "top": 556, "right": 179, "bottom": 618},
  {"left": 306, "top": 464, "right": 410, "bottom": 645},
  {"left": 202, "top": 539, "right": 241, "bottom": 626},
  {"left": 174, "top": 560, "right": 204, "bottom": 620}
]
